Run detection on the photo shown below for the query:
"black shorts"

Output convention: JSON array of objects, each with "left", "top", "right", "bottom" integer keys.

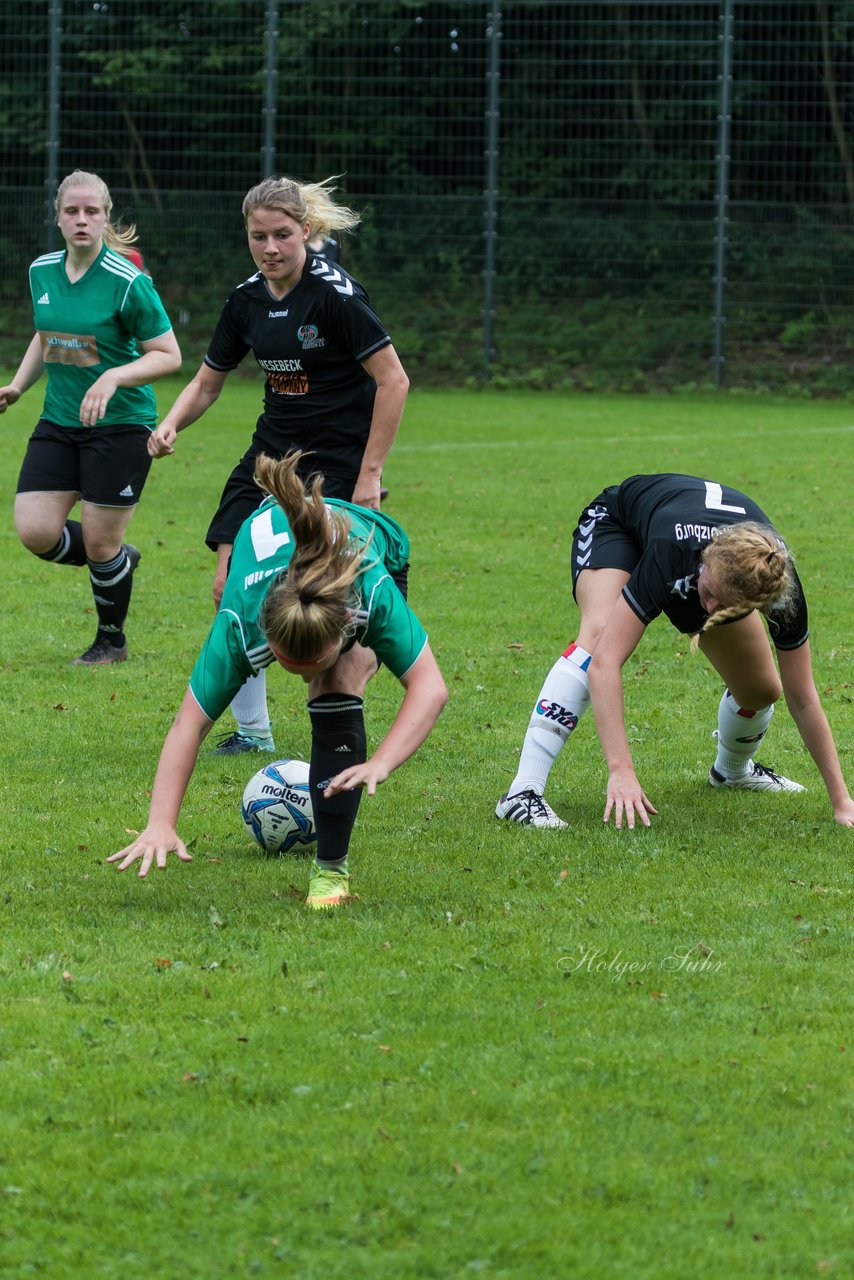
[
  {"left": 570, "top": 487, "right": 641, "bottom": 597},
  {"left": 16, "top": 418, "right": 153, "bottom": 508},
  {"left": 205, "top": 446, "right": 357, "bottom": 551}
]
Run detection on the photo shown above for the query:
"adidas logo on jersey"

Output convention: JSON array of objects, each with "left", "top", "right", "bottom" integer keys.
[
  {"left": 119, "top": 484, "right": 134, "bottom": 497},
  {"left": 37, "top": 292, "right": 50, "bottom": 305}
]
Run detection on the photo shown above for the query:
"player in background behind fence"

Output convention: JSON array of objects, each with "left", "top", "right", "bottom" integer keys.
[
  {"left": 108, "top": 450, "right": 447, "bottom": 909},
  {"left": 146, "top": 175, "right": 408, "bottom": 756},
  {"left": 0, "top": 170, "right": 181, "bottom": 665},
  {"left": 496, "top": 473, "right": 854, "bottom": 830}
]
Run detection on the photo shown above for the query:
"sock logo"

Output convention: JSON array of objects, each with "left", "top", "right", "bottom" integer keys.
[
  {"left": 736, "top": 731, "right": 767, "bottom": 744},
  {"left": 536, "top": 699, "right": 578, "bottom": 731}
]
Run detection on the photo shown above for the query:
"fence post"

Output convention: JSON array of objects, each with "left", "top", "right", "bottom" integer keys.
[
  {"left": 713, "top": 0, "right": 734, "bottom": 388},
  {"left": 262, "top": 0, "right": 279, "bottom": 177},
  {"left": 483, "top": 6, "right": 502, "bottom": 381},
  {"left": 45, "top": 0, "right": 62, "bottom": 249}
]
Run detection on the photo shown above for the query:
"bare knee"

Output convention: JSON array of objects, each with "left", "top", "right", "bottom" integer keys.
[
  {"left": 730, "top": 678, "right": 782, "bottom": 710},
  {"left": 575, "top": 620, "right": 607, "bottom": 654},
  {"left": 82, "top": 533, "right": 122, "bottom": 562},
  {"left": 14, "top": 511, "right": 63, "bottom": 556}
]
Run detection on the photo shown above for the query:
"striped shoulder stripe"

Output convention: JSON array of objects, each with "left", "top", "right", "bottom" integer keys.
[
  {"left": 31, "top": 252, "right": 65, "bottom": 267},
  {"left": 246, "top": 641, "right": 275, "bottom": 671},
  {"left": 102, "top": 250, "right": 140, "bottom": 281},
  {"left": 219, "top": 611, "right": 276, "bottom": 674}
]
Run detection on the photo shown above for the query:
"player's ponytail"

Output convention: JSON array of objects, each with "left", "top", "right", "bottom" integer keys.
[{"left": 255, "top": 452, "right": 365, "bottom": 662}]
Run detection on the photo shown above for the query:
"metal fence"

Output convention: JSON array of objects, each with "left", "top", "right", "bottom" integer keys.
[{"left": 2, "top": 0, "right": 853, "bottom": 392}]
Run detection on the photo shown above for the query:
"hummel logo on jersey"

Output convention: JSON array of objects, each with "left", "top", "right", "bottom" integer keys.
[
  {"left": 37, "top": 292, "right": 50, "bottom": 305},
  {"left": 119, "top": 484, "right": 134, "bottom": 497},
  {"left": 268, "top": 309, "right": 289, "bottom": 318},
  {"left": 310, "top": 262, "right": 354, "bottom": 297}
]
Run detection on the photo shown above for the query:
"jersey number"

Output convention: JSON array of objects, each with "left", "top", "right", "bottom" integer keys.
[
  {"left": 704, "top": 482, "right": 747, "bottom": 516},
  {"left": 250, "top": 507, "right": 291, "bottom": 561}
]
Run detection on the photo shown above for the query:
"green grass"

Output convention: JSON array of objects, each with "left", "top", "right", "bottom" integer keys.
[{"left": 0, "top": 381, "right": 852, "bottom": 1278}]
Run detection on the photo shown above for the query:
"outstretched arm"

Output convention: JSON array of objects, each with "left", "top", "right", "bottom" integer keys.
[
  {"left": 778, "top": 642, "right": 854, "bottom": 826},
  {"left": 107, "top": 689, "right": 216, "bottom": 875},
  {"left": 586, "top": 598, "right": 658, "bottom": 829},
  {"left": 324, "top": 643, "right": 448, "bottom": 796},
  {"left": 147, "top": 362, "right": 229, "bottom": 457}
]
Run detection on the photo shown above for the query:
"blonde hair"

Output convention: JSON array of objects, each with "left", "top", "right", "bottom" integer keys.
[
  {"left": 255, "top": 452, "right": 367, "bottom": 662},
  {"left": 696, "top": 521, "right": 796, "bottom": 640},
  {"left": 241, "top": 175, "right": 361, "bottom": 242},
  {"left": 55, "top": 170, "right": 139, "bottom": 255}
]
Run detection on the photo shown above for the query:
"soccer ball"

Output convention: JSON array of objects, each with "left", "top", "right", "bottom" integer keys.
[{"left": 240, "top": 758, "right": 317, "bottom": 855}]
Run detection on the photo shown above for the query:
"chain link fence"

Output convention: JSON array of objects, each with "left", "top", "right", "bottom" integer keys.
[{"left": 2, "top": 0, "right": 853, "bottom": 392}]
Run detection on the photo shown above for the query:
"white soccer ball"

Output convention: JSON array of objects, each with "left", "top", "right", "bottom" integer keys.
[{"left": 240, "top": 758, "right": 317, "bottom": 855}]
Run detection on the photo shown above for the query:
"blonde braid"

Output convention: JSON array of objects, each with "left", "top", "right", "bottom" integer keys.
[{"left": 691, "top": 521, "right": 796, "bottom": 649}]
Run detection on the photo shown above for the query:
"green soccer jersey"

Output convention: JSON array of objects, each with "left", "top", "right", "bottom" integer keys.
[
  {"left": 189, "top": 497, "right": 428, "bottom": 722},
  {"left": 29, "top": 244, "right": 173, "bottom": 428}
]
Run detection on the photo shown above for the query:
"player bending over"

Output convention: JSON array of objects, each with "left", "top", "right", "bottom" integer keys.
[
  {"left": 109, "top": 451, "right": 447, "bottom": 907},
  {"left": 496, "top": 473, "right": 854, "bottom": 830}
]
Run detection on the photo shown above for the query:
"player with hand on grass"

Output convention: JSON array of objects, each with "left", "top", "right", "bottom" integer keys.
[
  {"left": 496, "top": 473, "right": 854, "bottom": 830},
  {"left": 108, "top": 451, "right": 447, "bottom": 908},
  {"left": 0, "top": 169, "right": 181, "bottom": 665},
  {"left": 146, "top": 175, "right": 408, "bottom": 757}
]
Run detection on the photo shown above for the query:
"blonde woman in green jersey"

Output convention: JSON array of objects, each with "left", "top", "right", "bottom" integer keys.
[
  {"left": 0, "top": 170, "right": 181, "bottom": 666},
  {"left": 108, "top": 452, "right": 447, "bottom": 909}
]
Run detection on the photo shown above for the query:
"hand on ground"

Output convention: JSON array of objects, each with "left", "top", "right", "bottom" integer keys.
[
  {"left": 106, "top": 823, "right": 193, "bottom": 877},
  {"left": 603, "top": 767, "right": 658, "bottom": 830}
]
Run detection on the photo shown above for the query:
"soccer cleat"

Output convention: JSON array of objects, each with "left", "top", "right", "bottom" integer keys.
[
  {"left": 306, "top": 864, "right": 351, "bottom": 910},
  {"left": 124, "top": 543, "right": 141, "bottom": 573},
  {"left": 708, "top": 763, "right": 806, "bottom": 793},
  {"left": 495, "top": 789, "right": 568, "bottom": 828},
  {"left": 207, "top": 731, "right": 276, "bottom": 756},
  {"left": 71, "top": 638, "right": 128, "bottom": 666}
]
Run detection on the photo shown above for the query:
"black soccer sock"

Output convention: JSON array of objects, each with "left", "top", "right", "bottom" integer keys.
[
  {"left": 37, "top": 520, "right": 87, "bottom": 567},
  {"left": 308, "top": 693, "right": 367, "bottom": 869},
  {"left": 87, "top": 546, "right": 135, "bottom": 647}
]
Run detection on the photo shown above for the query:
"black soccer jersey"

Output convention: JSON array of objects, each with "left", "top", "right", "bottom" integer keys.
[
  {"left": 603, "top": 474, "right": 809, "bottom": 649},
  {"left": 204, "top": 256, "right": 392, "bottom": 478}
]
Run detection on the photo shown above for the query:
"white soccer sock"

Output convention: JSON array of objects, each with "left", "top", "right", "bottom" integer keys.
[
  {"left": 714, "top": 690, "right": 774, "bottom": 777},
  {"left": 507, "top": 644, "right": 592, "bottom": 795},
  {"left": 230, "top": 670, "right": 272, "bottom": 739}
]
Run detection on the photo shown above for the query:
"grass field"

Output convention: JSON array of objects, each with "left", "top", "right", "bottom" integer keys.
[{"left": 0, "top": 380, "right": 852, "bottom": 1279}]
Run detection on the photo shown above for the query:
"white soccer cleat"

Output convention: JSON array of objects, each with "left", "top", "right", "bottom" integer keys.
[
  {"left": 495, "top": 789, "right": 568, "bottom": 828},
  {"left": 708, "top": 763, "right": 805, "bottom": 793}
]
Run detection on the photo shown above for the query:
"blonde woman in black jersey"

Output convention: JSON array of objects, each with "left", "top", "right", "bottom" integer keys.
[{"left": 496, "top": 474, "right": 854, "bottom": 831}]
